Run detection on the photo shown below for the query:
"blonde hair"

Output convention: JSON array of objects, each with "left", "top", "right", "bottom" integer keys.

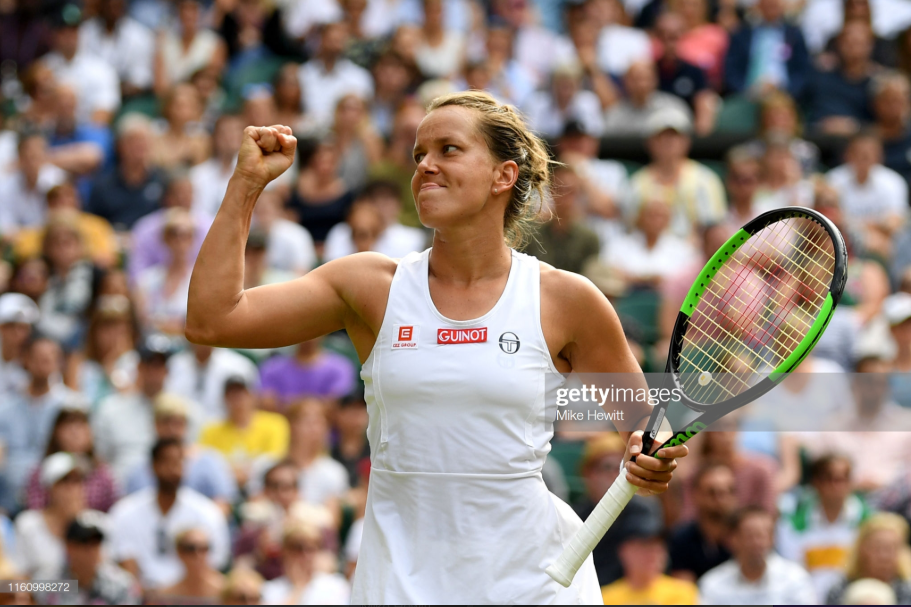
[
  {"left": 426, "top": 91, "right": 553, "bottom": 248},
  {"left": 846, "top": 513, "right": 911, "bottom": 581},
  {"left": 220, "top": 567, "right": 263, "bottom": 603}
]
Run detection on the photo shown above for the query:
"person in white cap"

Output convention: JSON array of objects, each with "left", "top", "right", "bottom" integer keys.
[
  {"left": 884, "top": 292, "right": 911, "bottom": 407},
  {"left": 13, "top": 452, "right": 88, "bottom": 581},
  {"left": 626, "top": 105, "right": 727, "bottom": 240},
  {"left": 0, "top": 292, "right": 40, "bottom": 396},
  {"left": 0, "top": 336, "right": 86, "bottom": 513}
]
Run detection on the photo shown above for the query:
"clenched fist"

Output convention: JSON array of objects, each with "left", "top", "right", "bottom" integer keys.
[{"left": 234, "top": 125, "right": 297, "bottom": 189}]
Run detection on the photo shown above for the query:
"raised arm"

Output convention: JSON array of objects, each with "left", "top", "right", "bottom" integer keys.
[{"left": 185, "top": 125, "right": 392, "bottom": 353}]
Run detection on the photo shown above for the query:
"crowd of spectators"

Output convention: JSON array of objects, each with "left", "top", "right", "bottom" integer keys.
[{"left": 3, "top": 0, "right": 911, "bottom": 603}]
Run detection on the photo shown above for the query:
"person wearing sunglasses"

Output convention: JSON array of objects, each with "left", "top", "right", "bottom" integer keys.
[
  {"left": 156, "top": 528, "right": 224, "bottom": 602},
  {"left": 260, "top": 520, "right": 349, "bottom": 605},
  {"left": 220, "top": 568, "right": 264, "bottom": 605}
]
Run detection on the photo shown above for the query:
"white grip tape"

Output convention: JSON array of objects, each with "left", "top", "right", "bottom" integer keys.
[{"left": 545, "top": 473, "right": 637, "bottom": 587}]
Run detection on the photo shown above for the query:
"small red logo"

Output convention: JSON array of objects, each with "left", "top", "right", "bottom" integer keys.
[
  {"left": 398, "top": 326, "right": 413, "bottom": 341},
  {"left": 437, "top": 327, "right": 488, "bottom": 344}
]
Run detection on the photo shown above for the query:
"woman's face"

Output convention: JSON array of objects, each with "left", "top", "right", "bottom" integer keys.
[
  {"left": 178, "top": 0, "right": 199, "bottom": 32},
  {"left": 13, "top": 259, "right": 49, "bottom": 300},
  {"left": 167, "top": 86, "right": 200, "bottom": 126},
  {"left": 411, "top": 106, "right": 506, "bottom": 231},
  {"left": 275, "top": 68, "right": 301, "bottom": 109},
  {"left": 176, "top": 529, "right": 211, "bottom": 572},
  {"left": 335, "top": 96, "right": 364, "bottom": 130},
  {"left": 56, "top": 419, "right": 92, "bottom": 454},
  {"left": 49, "top": 472, "right": 85, "bottom": 513},
  {"left": 860, "top": 529, "right": 902, "bottom": 581},
  {"left": 165, "top": 226, "right": 195, "bottom": 260},
  {"left": 763, "top": 105, "right": 797, "bottom": 135},
  {"left": 46, "top": 227, "right": 83, "bottom": 270},
  {"left": 311, "top": 144, "right": 339, "bottom": 177},
  {"left": 94, "top": 318, "right": 131, "bottom": 356}
]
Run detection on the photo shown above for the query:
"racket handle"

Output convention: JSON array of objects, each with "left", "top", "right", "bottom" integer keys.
[{"left": 545, "top": 473, "right": 637, "bottom": 587}]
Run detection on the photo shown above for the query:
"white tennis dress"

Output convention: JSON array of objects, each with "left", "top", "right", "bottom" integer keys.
[{"left": 351, "top": 248, "right": 602, "bottom": 604}]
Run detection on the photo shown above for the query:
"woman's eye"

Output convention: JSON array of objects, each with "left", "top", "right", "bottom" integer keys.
[
  {"left": 414, "top": 153, "right": 425, "bottom": 163},
  {"left": 443, "top": 145, "right": 457, "bottom": 153}
]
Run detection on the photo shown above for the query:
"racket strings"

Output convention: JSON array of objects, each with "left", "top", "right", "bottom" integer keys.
[{"left": 678, "top": 216, "right": 835, "bottom": 404}]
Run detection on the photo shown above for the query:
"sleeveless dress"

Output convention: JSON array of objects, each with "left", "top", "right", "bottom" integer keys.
[{"left": 351, "top": 248, "right": 602, "bottom": 604}]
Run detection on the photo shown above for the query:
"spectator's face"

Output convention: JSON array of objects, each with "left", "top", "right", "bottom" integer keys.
[
  {"left": 372, "top": 191, "right": 403, "bottom": 226},
  {"left": 53, "top": 26, "right": 80, "bottom": 58},
  {"left": 45, "top": 226, "right": 83, "bottom": 270},
  {"left": 167, "top": 86, "right": 201, "bottom": 126},
  {"left": 582, "top": 451, "right": 624, "bottom": 501},
  {"left": 56, "top": 419, "right": 92, "bottom": 454},
  {"left": 264, "top": 466, "right": 298, "bottom": 509},
  {"left": 647, "top": 129, "right": 689, "bottom": 162},
  {"left": 0, "top": 323, "right": 31, "bottom": 356},
  {"left": 762, "top": 104, "right": 797, "bottom": 136},
  {"left": 552, "top": 169, "right": 580, "bottom": 217},
  {"left": 860, "top": 529, "right": 902, "bottom": 581},
  {"left": 178, "top": 0, "right": 200, "bottom": 32},
  {"left": 153, "top": 444, "right": 184, "bottom": 489},
  {"left": 846, "top": 138, "right": 882, "bottom": 172},
  {"left": 677, "top": 0, "right": 706, "bottom": 24},
  {"left": 223, "top": 580, "right": 262, "bottom": 605},
  {"left": 637, "top": 200, "right": 670, "bottom": 239},
  {"left": 726, "top": 160, "right": 761, "bottom": 205},
  {"left": 12, "top": 259, "right": 49, "bottom": 301},
  {"left": 274, "top": 66, "right": 302, "bottom": 109},
  {"left": 758, "top": 0, "right": 784, "bottom": 22},
  {"left": 164, "top": 224, "right": 195, "bottom": 260},
  {"left": 66, "top": 537, "right": 102, "bottom": 580},
  {"left": 118, "top": 129, "right": 152, "bottom": 168},
  {"left": 891, "top": 318, "right": 911, "bottom": 347},
  {"left": 852, "top": 358, "right": 891, "bottom": 414},
  {"left": 282, "top": 534, "right": 319, "bottom": 571},
  {"left": 552, "top": 73, "right": 579, "bottom": 107},
  {"left": 813, "top": 460, "right": 852, "bottom": 503},
  {"left": 176, "top": 529, "right": 211, "bottom": 573},
  {"left": 225, "top": 386, "right": 255, "bottom": 423},
  {"left": 335, "top": 96, "right": 365, "bottom": 129},
  {"left": 92, "top": 318, "right": 132, "bottom": 357},
  {"left": 838, "top": 23, "right": 874, "bottom": 64},
  {"left": 844, "top": 0, "right": 871, "bottom": 21},
  {"left": 624, "top": 62, "right": 657, "bottom": 102},
  {"left": 290, "top": 403, "right": 329, "bottom": 448},
  {"left": 694, "top": 467, "right": 737, "bottom": 519},
  {"left": 243, "top": 95, "right": 277, "bottom": 129},
  {"left": 618, "top": 537, "right": 667, "bottom": 578},
  {"left": 486, "top": 27, "right": 513, "bottom": 58},
  {"left": 99, "top": 0, "right": 126, "bottom": 23},
  {"left": 874, "top": 84, "right": 910, "bottom": 125},
  {"left": 321, "top": 23, "right": 349, "bottom": 58},
  {"left": 19, "top": 136, "right": 46, "bottom": 178},
  {"left": 411, "top": 106, "right": 507, "bottom": 232},
  {"left": 47, "top": 185, "right": 80, "bottom": 210},
  {"left": 423, "top": 0, "right": 443, "bottom": 26},
  {"left": 138, "top": 359, "right": 168, "bottom": 397},
  {"left": 655, "top": 13, "right": 684, "bottom": 55},
  {"left": 311, "top": 144, "right": 339, "bottom": 177},
  {"left": 373, "top": 55, "right": 411, "bottom": 95},
  {"left": 762, "top": 146, "right": 795, "bottom": 181},
  {"left": 731, "top": 513, "right": 774, "bottom": 565},
  {"left": 53, "top": 85, "right": 78, "bottom": 122},
  {"left": 164, "top": 179, "right": 194, "bottom": 210},
  {"left": 48, "top": 472, "right": 86, "bottom": 512},
  {"left": 393, "top": 104, "right": 426, "bottom": 147},
  {"left": 335, "top": 402, "right": 368, "bottom": 436},
  {"left": 155, "top": 414, "right": 188, "bottom": 441},
  {"left": 253, "top": 191, "right": 281, "bottom": 224},
  {"left": 349, "top": 205, "right": 384, "bottom": 253},
  {"left": 26, "top": 339, "right": 61, "bottom": 382}
]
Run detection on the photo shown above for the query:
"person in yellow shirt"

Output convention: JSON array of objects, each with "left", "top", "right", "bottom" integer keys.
[
  {"left": 601, "top": 515, "right": 699, "bottom": 605},
  {"left": 199, "top": 376, "right": 289, "bottom": 487},
  {"left": 14, "top": 183, "right": 119, "bottom": 267}
]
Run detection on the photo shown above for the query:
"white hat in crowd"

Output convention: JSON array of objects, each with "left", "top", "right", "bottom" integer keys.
[
  {"left": 40, "top": 452, "right": 87, "bottom": 488},
  {"left": 883, "top": 292, "right": 911, "bottom": 326},
  {"left": 0, "top": 293, "right": 39, "bottom": 325}
]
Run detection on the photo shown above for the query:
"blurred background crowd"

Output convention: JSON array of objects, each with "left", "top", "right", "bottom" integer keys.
[{"left": 3, "top": 0, "right": 911, "bottom": 603}]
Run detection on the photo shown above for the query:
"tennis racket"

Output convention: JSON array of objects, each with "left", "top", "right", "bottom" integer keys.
[{"left": 545, "top": 206, "right": 847, "bottom": 587}]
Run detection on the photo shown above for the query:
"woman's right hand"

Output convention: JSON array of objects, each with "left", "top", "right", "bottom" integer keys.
[{"left": 234, "top": 125, "right": 297, "bottom": 189}]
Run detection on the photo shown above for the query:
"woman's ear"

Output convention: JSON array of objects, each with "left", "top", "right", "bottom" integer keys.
[{"left": 492, "top": 160, "right": 519, "bottom": 195}]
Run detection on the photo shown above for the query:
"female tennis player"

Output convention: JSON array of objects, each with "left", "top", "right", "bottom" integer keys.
[{"left": 186, "top": 91, "right": 688, "bottom": 604}]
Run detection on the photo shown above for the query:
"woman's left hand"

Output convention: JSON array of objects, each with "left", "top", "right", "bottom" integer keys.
[{"left": 622, "top": 431, "right": 688, "bottom": 497}]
